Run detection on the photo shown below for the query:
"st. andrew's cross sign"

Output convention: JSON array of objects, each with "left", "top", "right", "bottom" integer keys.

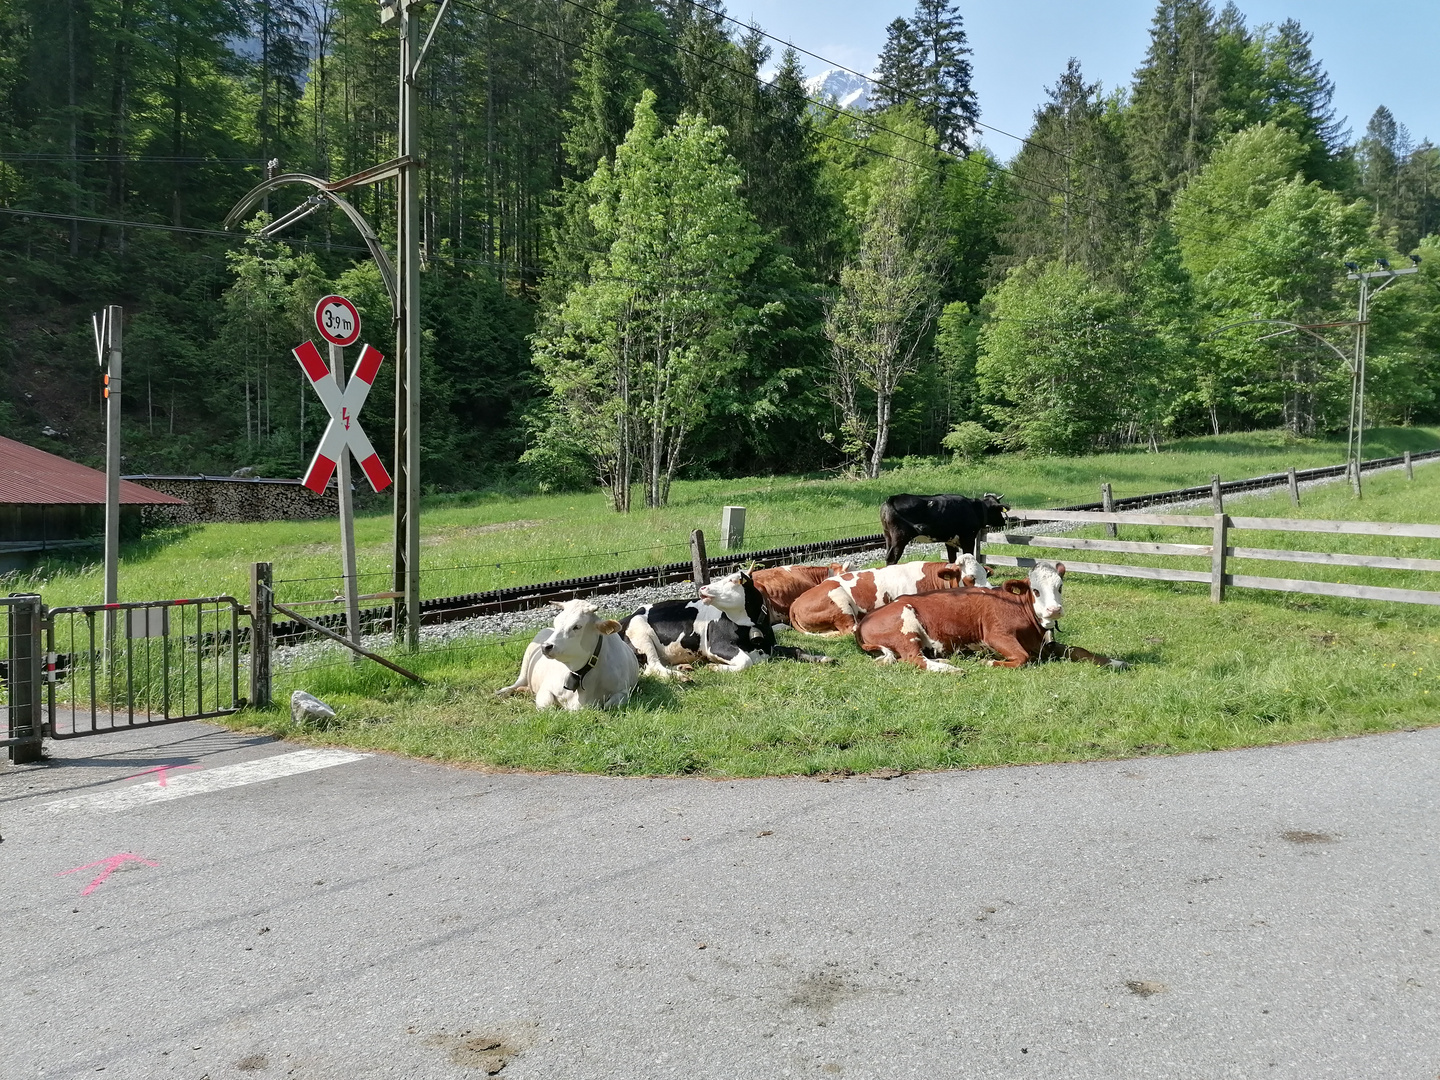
[{"left": 294, "top": 338, "right": 392, "bottom": 494}]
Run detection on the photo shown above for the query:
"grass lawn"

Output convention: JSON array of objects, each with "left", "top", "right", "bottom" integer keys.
[
  {"left": 218, "top": 451, "right": 1439, "bottom": 778},
  {"left": 9, "top": 425, "right": 1440, "bottom": 609}
]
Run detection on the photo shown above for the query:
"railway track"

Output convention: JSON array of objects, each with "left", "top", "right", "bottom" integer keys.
[{"left": 272, "top": 448, "right": 1440, "bottom": 644}]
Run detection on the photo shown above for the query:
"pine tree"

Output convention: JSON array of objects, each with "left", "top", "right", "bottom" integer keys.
[
  {"left": 909, "top": 0, "right": 977, "bottom": 152},
  {"left": 873, "top": 2, "right": 977, "bottom": 152},
  {"left": 874, "top": 17, "right": 924, "bottom": 111},
  {"left": 1002, "top": 59, "right": 1133, "bottom": 281},
  {"left": 1127, "top": 0, "right": 1221, "bottom": 221}
]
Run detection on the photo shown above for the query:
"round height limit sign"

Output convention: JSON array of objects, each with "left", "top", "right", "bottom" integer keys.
[{"left": 315, "top": 294, "right": 361, "bottom": 347}]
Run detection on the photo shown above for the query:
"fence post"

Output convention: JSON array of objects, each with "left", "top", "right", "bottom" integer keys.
[
  {"left": 1211, "top": 475, "right": 1224, "bottom": 515},
  {"left": 1405, "top": 450, "right": 1413, "bottom": 480},
  {"left": 249, "top": 562, "right": 272, "bottom": 709},
  {"left": 1287, "top": 466, "right": 1300, "bottom": 507},
  {"left": 1101, "top": 483, "right": 1116, "bottom": 539},
  {"left": 720, "top": 505, "right": 746, "bottom": 550},
  {"left": 1210, "top": 515, "right": 1228, "bottom": 603},
  {"left": 6, "top": 594, "right": 44, "bottom": 764},
  {"left": 690, "top": 530, "right": 710, "bottom": 597}
]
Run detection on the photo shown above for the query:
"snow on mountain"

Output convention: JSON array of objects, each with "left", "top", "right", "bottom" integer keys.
[{"left": 803, "top": 68, "right": 874, "bottom": 111}]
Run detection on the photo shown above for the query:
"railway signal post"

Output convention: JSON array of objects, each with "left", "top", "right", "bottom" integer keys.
[{"left": 297, "top": 295, "right": 391, "bottom": 650}]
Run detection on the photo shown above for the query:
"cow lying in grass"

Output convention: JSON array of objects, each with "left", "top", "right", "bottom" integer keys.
[
  {"left": 788, "top": 554, "right": 991, "bottom": 636},
  {"left": 623, "top": 570, "right": 835, "bottom": 676},
  {"left": 751, "top": 561, "right": 850, "bottom": 627},
  {"left": 854, "top": 562, "right": 1126, "bottom": 673},
  {"left": 495, "top": 599, "right": 640, "bottom": 709}
]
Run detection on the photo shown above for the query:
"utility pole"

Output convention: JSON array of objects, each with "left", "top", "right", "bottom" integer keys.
[
  {"left": 93, "top": 306, "right": 122, "bottom": 642},
  {"left": 1345, "top": 257, "right": 1421, "bottom": 497},
  {"left": 390, "top": 0, "right": 423, "bottom": 650},
  {"left": 227, "top": 0, "right": 447, "bottom": 652}
]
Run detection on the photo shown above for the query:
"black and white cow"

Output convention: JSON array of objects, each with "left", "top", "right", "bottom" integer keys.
[
  {"left": 621, "top": 570, "right": 834, "bottom": 677},
  {"left": 880, "top": 492, "right": 1010, "bottom": 565}
]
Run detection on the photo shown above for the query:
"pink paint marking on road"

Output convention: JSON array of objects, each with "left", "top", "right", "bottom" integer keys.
[
  {"left": 125, "top": 764, "right": 201, "bottom": 787},
  {"left": 57, "top": 853, "right": 159, "bottom": 896}
]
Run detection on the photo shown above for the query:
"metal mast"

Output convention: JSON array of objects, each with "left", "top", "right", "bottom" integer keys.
[
  {"left": 1345, "top": 258, "right": 1420, "bottom": 497},
  {"left": 393, "top": 0, "right": 423, "bottom": 649}
]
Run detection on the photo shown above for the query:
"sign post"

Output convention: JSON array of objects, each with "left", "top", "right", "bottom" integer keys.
[
  {"left": 300, "top": 296, "right": 387, "bottom": 651},
  {"left": 93, "top": 305, "right": 122, "bottom": 652}
]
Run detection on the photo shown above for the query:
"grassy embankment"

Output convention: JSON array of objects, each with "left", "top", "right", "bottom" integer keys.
[
  {"left": 233, "top": 430, "right": 1440, "bottom": 776},
  {"left": 9, "top": 428, "right": 1440, "bottom": 777},
  {"left": 11, "top": 425, "right": 1440, "bottom": 609}
]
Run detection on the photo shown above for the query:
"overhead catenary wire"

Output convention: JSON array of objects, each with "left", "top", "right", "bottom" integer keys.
[{"left": 448, "top": 0, "right": 1126, "bottom": 225}]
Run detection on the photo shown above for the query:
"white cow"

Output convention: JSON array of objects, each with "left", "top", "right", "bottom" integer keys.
[{"left": 495, "top": 599, "right": 640, "bottom": 710}]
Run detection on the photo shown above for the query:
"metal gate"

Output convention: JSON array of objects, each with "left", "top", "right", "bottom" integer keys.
[
  {"left": 4, "top": 594, "right": 45, "bottom": 762},
  {"left": 46, "top": 596, "right": 248, "bottom": 739}
]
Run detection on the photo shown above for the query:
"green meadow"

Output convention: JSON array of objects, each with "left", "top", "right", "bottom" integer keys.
[
  {"left": 10, "top": 426, "right": 1439, "bottom": 609},
  {"left": 11, "top": 427, "right": 1440, "bottom": 777}
]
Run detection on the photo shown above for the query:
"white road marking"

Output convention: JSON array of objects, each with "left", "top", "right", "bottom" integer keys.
[{"left": 43, "top": 748, "right": 367, "bottom": 814}]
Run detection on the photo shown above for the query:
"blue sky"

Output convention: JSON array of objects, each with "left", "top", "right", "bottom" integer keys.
[{"left": 736, "top": 1, "right": 1439, "bottom": 162}]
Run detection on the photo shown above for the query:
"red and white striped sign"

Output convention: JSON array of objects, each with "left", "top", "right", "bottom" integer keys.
[{"left": 293, "top": 340, "right": 392, "bottom": 494}]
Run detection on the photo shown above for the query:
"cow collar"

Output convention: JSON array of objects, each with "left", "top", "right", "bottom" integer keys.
[{"left": 564, "top": 635, "right": 605, "bottom": 691}]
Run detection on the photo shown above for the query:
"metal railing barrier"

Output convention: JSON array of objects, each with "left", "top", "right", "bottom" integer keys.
[{"left": 46, "top": 596, "right": 248, "bottom": 739}]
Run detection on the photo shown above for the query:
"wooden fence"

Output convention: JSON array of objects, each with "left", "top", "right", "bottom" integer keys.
[{"left": 983, "top": 509, "right": 1440, "bottom": 608}]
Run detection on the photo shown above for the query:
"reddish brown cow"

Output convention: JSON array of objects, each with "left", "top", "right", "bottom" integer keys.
[
  {"left": 751, "top": 562, "right": 850, "bottom": 626},
  {"left": 789, "top": 555, "right": 988, "bottom": 636},
  {"left": 854, "top": 562, "right": 1126, "bottom": 672}
]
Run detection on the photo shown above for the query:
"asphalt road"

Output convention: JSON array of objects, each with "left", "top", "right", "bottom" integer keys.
[{"left": 2, "top": 721, "right": 1437, "bottom": 1080}]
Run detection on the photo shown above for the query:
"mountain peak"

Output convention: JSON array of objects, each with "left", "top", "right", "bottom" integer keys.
[{"left": 803, "top": 68, "right": 874, "bottom": 111}]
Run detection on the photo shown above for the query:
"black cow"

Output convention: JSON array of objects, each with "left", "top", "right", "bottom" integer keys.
[
  {"left": 621, "top": 570, "right": 834, "bottom": 676},
  {"left": 880, "top": 492, "right": 1009, "bottom": 565}
]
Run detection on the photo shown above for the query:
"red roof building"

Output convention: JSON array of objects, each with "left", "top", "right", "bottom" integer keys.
[{"left": 0, "top": 436, "right": 183, "bottom": 563}]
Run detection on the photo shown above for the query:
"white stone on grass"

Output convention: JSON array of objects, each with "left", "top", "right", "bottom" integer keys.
[{"left": 291, "top": 690, "right": 337, "bottom": 727}]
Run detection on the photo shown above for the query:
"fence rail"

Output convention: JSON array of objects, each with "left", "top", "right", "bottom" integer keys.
[
  {"left": 269, "top": 448, "right": 1440, "bottom": 642},
  {"left": 986, "top": 508, "right": 1440, "bottom": 608}
]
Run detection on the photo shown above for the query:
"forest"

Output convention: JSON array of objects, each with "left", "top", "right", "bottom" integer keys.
[{"left": 1, "top": 0, "right": 1437, "bottom": 504}]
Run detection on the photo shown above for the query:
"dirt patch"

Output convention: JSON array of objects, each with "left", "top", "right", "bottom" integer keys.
[
  {"left": 425, "top": 1031, "right": 527, "bottom": 1074},
  {"left": 1281, "top": 830, "right": 1334, "bottom": 844},
  {"left": 422, "top": 520, "right": 543, "bottom": 545},
  {"left": 1125, "top": 980, "right": 1167, "bottom": 998},
  {"left": 235, "top": 1054, "right": 268, "bottom": 1072},
  {"left": 787, "top": 968, "right": 860, "bottom": 1015}
]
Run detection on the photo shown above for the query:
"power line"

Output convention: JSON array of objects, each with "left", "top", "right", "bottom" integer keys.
[
  {"left": 0, "top": 153, "right": 266, "bottom": 164},
  {"left": 451, "top": 0, "right": 1124, "bottom": 230}
]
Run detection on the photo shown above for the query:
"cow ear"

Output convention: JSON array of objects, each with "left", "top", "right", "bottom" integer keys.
[
  {"left": 1003, "top": 579, "right": 1028, "bottom": 596},
  {"left": 596, "top": 620, "right": 621, "bottom": 635},
  {"left": 937, "top": 567, "right": 960, "bottom": 580},
  {"left": 1055, "top": 562, "right": 1067, "bottom": 578},
  {"left": 548, "top": 601, "right": 566, "bottom": 609}
]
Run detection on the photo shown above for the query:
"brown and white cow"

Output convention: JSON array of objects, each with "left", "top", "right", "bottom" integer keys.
[
  {"left": 854, "top": 562, "right": 1126, "bottom": 673},
  {"left": 788, "top": 554, "right": 991, "bottom": 637},
  {"left": 751, "top": 562, "right": 850, "bottom": 627}
]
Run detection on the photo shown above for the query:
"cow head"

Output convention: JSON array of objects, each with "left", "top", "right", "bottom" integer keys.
[
  {"left": 980, "top": 492, "right": 1010, "bottom": 530},
  {"left": 543, "top": 600, "right": 619, "bottom": 667},
  {"left": 935, "top": 553, "right": 991, "bottom": 589},
  {"left": 699, "top": 570, "right": 769, "bottom": 628},
  {"left": 1000, "top": 562, "right": 1065, "bottom": 628},
  {"left": 1025, "top": 561, "right": 1065, "bottom": 628},
  {"left": 960, "top": 552, "right": 992, "bottom": 588}
]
